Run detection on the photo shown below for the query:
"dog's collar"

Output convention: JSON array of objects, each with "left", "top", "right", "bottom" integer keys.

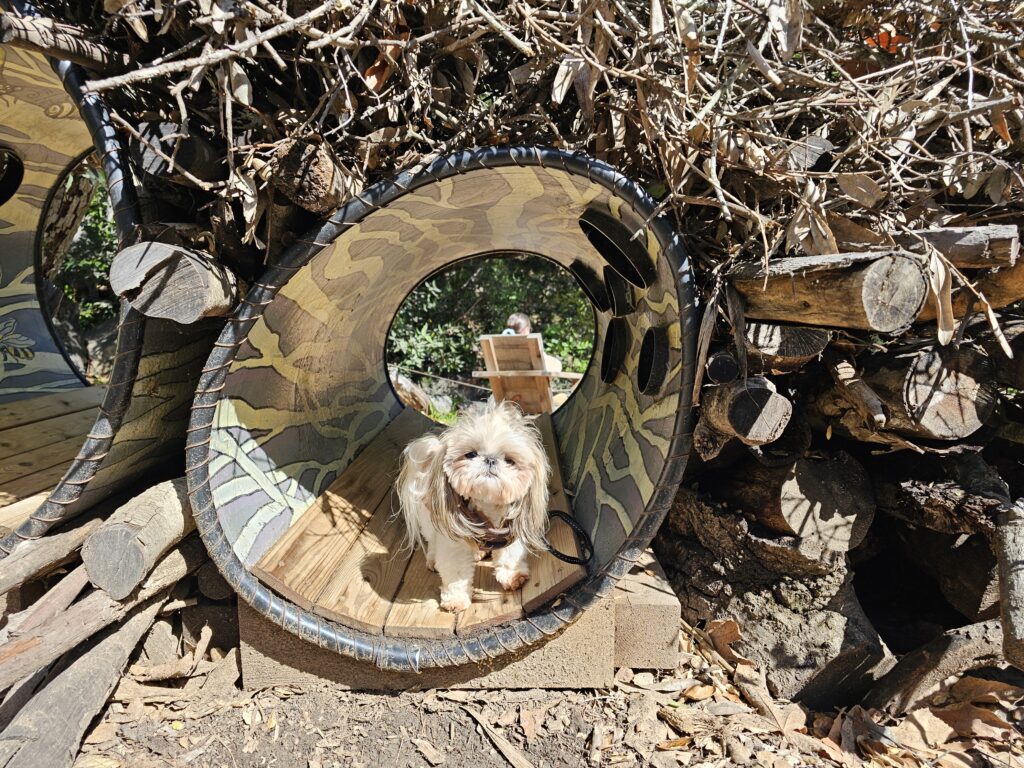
[{"left": 455, "top": 495, "right": 512, "bottom": 550}]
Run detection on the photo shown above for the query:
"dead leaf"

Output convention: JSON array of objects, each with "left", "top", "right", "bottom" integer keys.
[
  {"left": 552, "top": 57, "right": 583, "bottom": 105},
  {"left": 519, "top": 703, "right": 550, "bottom": 743},
  {"left": 704, "top": 618, "right": 749, "bottom": 666},
  {"left": 767, "top": 0, "right": 803, "bottom": 61},
  {"left": 228, "top": 61, "right": 252, "bottom": 106},
  {"left": 928, "top": 251, "right": 954, "bottom": 345},
  {"left": 949, "top": 675, "right": 1024, "bottom": 707},
  {"left": 890, "top": 707, "right": 955, "bottom": 750},
  {"left": 933, "top": 703, "right": 1017, "bottom": 741},
  {"left": 732, "top": 664, "right": 804, "bottom": 734},
  {"left": 838, "top": 173, "right": 886, "bottom": 207},
  {"left": 682, "top": 684, "right": 716, "bottom": 701}
]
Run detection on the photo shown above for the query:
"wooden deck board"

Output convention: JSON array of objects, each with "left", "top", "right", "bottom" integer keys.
[
  {"left": 0, "top": 491, "right": 49, "bottom": 533},
  {"left": 383, "top": 548, "right": 455, "bottom": 638},
  {"left": 312, "top": 491, "right": 413, "bottom": 632},
  {"left": 456, "top": 556, "right": 524, "bottom": 634},
  {"left": 252, "top": 408, "right": 433, "bottom": 610},
  {"left": 0, "top": 388, "right": 102, "bottom": 432},
  {"left": 0, "top": 408, "right": 97, "bottom": 462},
  {"left": 0, "top": 463, "right": 69, "bottom": 506},
  {"left": 0, "top": 434, "right": 82, "bottom": 488}
]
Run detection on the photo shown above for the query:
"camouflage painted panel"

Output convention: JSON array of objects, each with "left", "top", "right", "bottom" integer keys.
[
  {"left": 0, "top": 46, "right": 91, "bottom": 401},
  {"left": 208, "top": 164, "right": 682, "bottom": 568}
]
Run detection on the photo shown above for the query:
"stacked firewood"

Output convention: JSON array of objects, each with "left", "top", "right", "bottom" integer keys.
[{"left": 0, "top": 480, "right": 231, "bottom": 767}]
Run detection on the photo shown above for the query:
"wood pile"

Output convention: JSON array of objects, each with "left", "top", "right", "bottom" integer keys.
[
  {"left": 0, "top": 480, "right": 236, "bottom": 767},
  {"left": 0, "top": 0, "right": 1022, "bottom": 724}
]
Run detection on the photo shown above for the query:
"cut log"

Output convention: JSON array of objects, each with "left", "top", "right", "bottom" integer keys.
[
  {"left": 975, "top": 318, "right": 1024, "bottom": 388},
  {"left": 730, "top": 251, "right": 929, "bottom": 333},
  {"left": 705, "top": 350, "right": 740, "bottom": 384},
  {"left": 196, "top": 561, "right": 233, "bottom": 602},
  {"left": 0, "top": 14, "right": 130, "bottom": 74},
  {"left": 270, "top": 138, "right": 354, "bottom": 215},
  {"left": 863, "top": 346, "right": 997, "bottom": 441},
  {"left": 0, "top": 598, "right": 163, "bottom": 768},
  {"left": 744, "top": 322, "right": 831, "bottom": 373},
  {"left": 700, "top": 377, "right": 792, "bottom": 446},
  {"left": 0, "top": 536, "right": 206, "bottom": 692},
  {"left": 109, "top": 243, "right": 238, "bottom": 324},
  {"left": 898, "top": 528, "right": 999, "bottom": 622},
  {"left": 0, "top": 517, "right": 101, "bottom": 597},
  {"left": 654, "top": 487, "right": 894, "bottom": 708},
  {"left": 81, "top": 479, "right": 194, "bottom": 601},
  {"left": 712, "top": 452, "right": 876, "bottom": 552},
  {"left": 863, "top": 620, "right": 1003, "bottom": 714},
  {"left": 895, "top": 225, "right": 1019, "bottom": 268}
]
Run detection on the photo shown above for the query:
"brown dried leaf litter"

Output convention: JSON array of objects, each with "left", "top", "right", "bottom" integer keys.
[{"left": 25, "top": 1, "right": 1021, "bottom": 287}]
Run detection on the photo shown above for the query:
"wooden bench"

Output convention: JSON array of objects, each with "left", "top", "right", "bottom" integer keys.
[
  {"left": 252, "top": 408, "right": 586, "bottom": 637},
  {"left": 0, "top": 388, "right": 103, "bottom": 530},
  {"left": 473, "top": 333, "right": 582, "bottom": 414}
]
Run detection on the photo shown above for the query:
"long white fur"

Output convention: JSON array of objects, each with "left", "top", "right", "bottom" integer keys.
[{"left": 397, "top": 401, "right": 550, "bottom": 613}]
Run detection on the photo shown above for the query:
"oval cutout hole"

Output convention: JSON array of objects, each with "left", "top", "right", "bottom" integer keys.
[
  {"left": 603, "top": 266, "right": 636, "bottom": 317},
  {"left": 638, "top": 325, "right": 670, "bottom": 395},
  {"left": 569, "top": 260, "right": 610, "bottom": 313},
  {"left": 0, "top": 150, "right": 24, "bottom": 208},
  {"left": 600, "top": 317, "right": 629, "bottom": 384},
  {"left": 579, "top": 208, "right": 657, "bottom": 289}
]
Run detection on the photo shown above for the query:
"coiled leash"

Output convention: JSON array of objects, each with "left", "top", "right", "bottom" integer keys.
[{"left": 545, "top": 510, "right": 594, "bottom": 567}]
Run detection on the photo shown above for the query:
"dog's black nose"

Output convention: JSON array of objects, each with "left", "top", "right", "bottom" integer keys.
[{"left": 484, "top": 455, "right": 497, "bottom": 467}]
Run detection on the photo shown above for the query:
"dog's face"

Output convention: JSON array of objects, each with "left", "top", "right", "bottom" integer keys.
[{"left": 441, "top": 402, "right": 545, "bottom": 507}]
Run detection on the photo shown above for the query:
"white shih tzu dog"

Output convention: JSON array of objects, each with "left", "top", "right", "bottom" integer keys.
[{"left": 397, "top": 401, "right": 551, "bottom": 613}]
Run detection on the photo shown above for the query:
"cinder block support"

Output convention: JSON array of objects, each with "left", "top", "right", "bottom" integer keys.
[
  {"left": 238, "top": 551, "right": 681, "bottom": 690},
  {"left": 614, "top": 552, "right": 682, "bottom": 670}
]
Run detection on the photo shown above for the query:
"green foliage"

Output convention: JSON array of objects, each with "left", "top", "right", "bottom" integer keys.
[
  {"left": 56, "top": 176, "right": 118, "bottom": 328},
  {"left": 387, "top": 255, "right": 595, "bottom": 389}
]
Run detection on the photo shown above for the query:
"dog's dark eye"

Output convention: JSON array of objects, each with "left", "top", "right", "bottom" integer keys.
[
  {"left": 505, "top": 458, "right": 516, "bottom": 466},
  {"left": 465, "top": 451, "right": 478, "bottom": 459}
]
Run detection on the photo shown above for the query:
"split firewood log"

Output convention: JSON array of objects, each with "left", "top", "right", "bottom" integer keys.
[
  {"left": 109, "top": 242, "right": 239, "bottom": 324},
  {"left": 0, "top": 14, "right": 130, "bottom": 74},
  {"left": 896, "top": 224, "right": 1019, "bottom": 268},
  {"left": 0, "top": 599, "right": 164, "bottom": 768},
  {"left": 0, "top": 537, "right": 206, "bottom": 692},
  {"left": 81, "top": 479, "right": 194, "bottom": 600},
  {"left": 0, "top": 517, "right": 101, "bottom": 597},
  {"left": 730, "top": 251, "right": 929, "bottom": 333},
  {"left": 711, "top": 452, "right": 876, "bottom": 552},
  {"left": 129, "top": 121, "right": 222, "bottom": 183},
  {"left": 269, "top": 138, "right": 356, "bottom": 215}
]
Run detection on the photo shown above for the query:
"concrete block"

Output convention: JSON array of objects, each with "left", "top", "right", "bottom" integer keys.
[
  {"left": 238, "top": 551, "right": 680, "bottom": 689},
  {"left": 614, "top": 552, "right": 681, "bottom": 670},
  {"left": 239, "top": 598, "right": 615, "bottom": 690}
]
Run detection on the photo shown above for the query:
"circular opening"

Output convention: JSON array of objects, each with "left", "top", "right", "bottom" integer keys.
[
  {"left": 579, "top": 207, "right": 657, "bottom": 289},
  {"left": 386, "top": 252, "right": 596, "bottom": 422},
  {"left": 638, "top": 325, "right": 670, "bottom": 395},
  {"left": 0, "top": 149, "right": 24, "bottom": 208},
  {"left": 600, "top": 317, "right": 629, "bottom": 384},
  {"left": 37, "top": 152, "right": 119, "bottom": 385}
]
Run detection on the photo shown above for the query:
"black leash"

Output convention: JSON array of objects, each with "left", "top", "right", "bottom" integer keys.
[{"left": 545, "top": 510, "right": 594, "bottom": 566}]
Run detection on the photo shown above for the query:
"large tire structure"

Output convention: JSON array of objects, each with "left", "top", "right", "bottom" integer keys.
[{"left": 1, "top": 39, "right": 697, "bottom": 671}]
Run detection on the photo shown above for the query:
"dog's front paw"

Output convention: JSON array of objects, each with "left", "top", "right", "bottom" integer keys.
[
  {"left": 440, "top": 586, "right": 472, "bottom": 613},
  {"left": 495, "top": 566, "right": 530, "bottom": 592}
]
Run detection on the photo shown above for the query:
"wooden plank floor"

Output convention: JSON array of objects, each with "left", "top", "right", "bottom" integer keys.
[
  {"left": 0, "top": 388, "right": 102, "bottom": 531},
  {"left": 254, "top": 408, "right": 587, "bottom": 638}
]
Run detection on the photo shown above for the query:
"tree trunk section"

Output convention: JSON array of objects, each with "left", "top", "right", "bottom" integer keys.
[
  {"left": 864, "top": 346, "right": 997, "bottom": 441},
  {"left": 700, "top": 377, "right": 792, "bottom": 446},
  {"left": 81, "top": 479, "right": 194, "bottom": 601},
  {"left": 895, "top": 225, "right": 1019, "bottom": 268},
  {"left": 899, "top": 528, "right": 999, "bottom": 621},
  {"left": 995, "top": 499, "right": 1024, "bottom": 667},
  {"left": 109, "top": 243, "right": 238, "bottom": 324},
  {"left": 0, "top": 599, "right": 163, "bottom": 768},
  {"left": 730, "top": 251, "right": 929, "bottom": 333},
  {"left": 712, "top": 452, "right": 875, "bottom": 552},
  {"left": 0, "top": 15, "right": 130, "bottom": 74},
  {"left": 744, "top": 322, "right": 831, "bottom": 374}
]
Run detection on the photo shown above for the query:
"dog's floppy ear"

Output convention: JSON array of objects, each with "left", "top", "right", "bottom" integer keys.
[
  {"left": 425, "top": 444, "right": 478, "bottom": 542},
  {"left": 510, "top": 427, "right": 551, "bottom": 552}
]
